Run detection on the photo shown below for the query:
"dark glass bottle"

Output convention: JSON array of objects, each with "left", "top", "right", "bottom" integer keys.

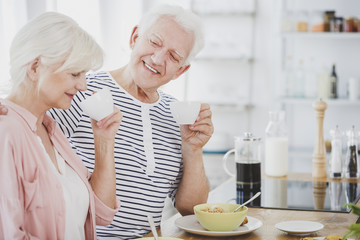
[{"left": 329, "top": 64, "right": 338, "bottom": 99}]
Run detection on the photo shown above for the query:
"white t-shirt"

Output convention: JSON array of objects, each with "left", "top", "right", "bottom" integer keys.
[{"left": 48, "top": 146, "right": 90, "bottom": 240}]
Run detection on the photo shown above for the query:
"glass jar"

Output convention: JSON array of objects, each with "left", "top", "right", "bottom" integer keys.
[
  {"left": 324, "top": 11, "right": 335, "bottom": 32},
  {"left": 345, "top": 17, "right": 355, "bottom": 32},
  {"left": 265, "top": 111, "right": 288, "bottom": 177},
  {"left": 296, "top": 11, "right": 309, "bottom": 32},
  {"left": 309, "top": 11, "right": 324, "bottom": 32}
]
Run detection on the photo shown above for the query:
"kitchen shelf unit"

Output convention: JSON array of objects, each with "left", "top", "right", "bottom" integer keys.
[{"left": 275, "top": 0, "right": 360, "bottom": 149}]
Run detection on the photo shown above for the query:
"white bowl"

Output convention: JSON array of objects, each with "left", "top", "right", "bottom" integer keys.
[
  {"left": 169, "top": 101, "right": 201, "bottom": 125},
  {"left": 79, "top": 88, "right": 113, "bottom": 121}
]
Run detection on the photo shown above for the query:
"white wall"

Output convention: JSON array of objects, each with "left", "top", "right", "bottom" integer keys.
[{"left": 2, "top": 0, "right": 359, "bottom": 152}]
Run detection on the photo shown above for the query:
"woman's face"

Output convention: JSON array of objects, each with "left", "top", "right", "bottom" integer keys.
[
  {"left": 37, "top": 63, "right": 87, "bottom": 110},
  {"left": 129, "top": 16, "right": 194, "bottom": 92}
]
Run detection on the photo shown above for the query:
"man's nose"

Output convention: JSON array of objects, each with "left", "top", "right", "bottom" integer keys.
[{"left": 151, "top": 48, "right": 167, "bottom": 65}]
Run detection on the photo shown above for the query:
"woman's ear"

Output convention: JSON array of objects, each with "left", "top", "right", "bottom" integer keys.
[
  {"left": 130, "top": 26, "right": 139, "bottom": 49},
  {"left": 26, "top": 58, "right": 40, "bottom": 81}
]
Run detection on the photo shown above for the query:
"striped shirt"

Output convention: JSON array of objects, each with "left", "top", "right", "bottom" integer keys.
[{"left": 48, "top": 71, "right": 183, "bottom": 239}]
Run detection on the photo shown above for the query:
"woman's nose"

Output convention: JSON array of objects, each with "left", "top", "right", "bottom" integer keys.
[{"left": 76, "top": 76, "right": 87, "bottom": 91}]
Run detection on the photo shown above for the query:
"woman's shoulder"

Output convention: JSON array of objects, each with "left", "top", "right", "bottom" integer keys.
[{"left": 0, "top": 109, "right": 27, "bottom": 140}]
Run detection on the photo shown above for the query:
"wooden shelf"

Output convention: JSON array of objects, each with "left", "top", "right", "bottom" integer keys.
[
  {"left": 279, "top": 97, "right": 360, "bottom": 106},
  {"left": 281, "top": 32, "right": 360, "bottom": 40}
]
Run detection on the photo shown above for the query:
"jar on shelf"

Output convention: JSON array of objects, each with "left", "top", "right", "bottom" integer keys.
[
  {"left": 345, "top": 17, "right": 355, "bottom": 32},
  {"left": 282, "top": 11, "right": 295, "bottom": 32},
  {"left": 324, "top": 11, "right": 335, "bottom": 32},
  {"left": 296, "top": 11, "right": 308, "bottom": 32},
  {"left": 330, "top": 17, "right": 344, "bottom": 32},
  {"left": 309, "top": 11, "right": 324, "bottom": 32}
]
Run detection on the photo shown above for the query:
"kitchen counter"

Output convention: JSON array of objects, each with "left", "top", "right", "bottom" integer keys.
[{"left": 146, "top": 172, "right": 360, "bottom": 239}]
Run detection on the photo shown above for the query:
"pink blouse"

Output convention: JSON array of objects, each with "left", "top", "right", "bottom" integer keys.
[{"left": 0, "top": 99, "right": 120, "bottom": 239}]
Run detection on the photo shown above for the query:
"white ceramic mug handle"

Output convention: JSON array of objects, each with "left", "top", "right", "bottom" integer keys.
[{"left": 222, "top": 149, "right": 235, "bottom": 177}]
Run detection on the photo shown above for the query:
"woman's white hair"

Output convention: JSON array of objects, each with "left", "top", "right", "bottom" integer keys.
[
  {"left": 137, "top": 4, "right": 204, "bottom": 65},
  {"left": 9, "top": 11, "right": 103, "bottom": 93}
]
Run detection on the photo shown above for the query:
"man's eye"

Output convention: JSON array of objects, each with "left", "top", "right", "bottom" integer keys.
[
  {"left": 170, "top": 53, "right": 180, "bottom": 62},
  {"left": 150, "top": 39, "right": 160, "bottom": 46}
]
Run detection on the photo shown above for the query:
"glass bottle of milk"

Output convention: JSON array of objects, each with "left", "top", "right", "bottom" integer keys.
[{"left": 265, "top": 111, "right": 289, "bottom": 176}]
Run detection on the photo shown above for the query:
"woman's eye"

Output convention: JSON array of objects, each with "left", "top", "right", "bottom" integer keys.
[{"left": 71, "top": 73, "right": 81, "bottom": 77}]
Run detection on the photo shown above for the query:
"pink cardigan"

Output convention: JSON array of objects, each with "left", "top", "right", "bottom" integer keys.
[{"left": 0, "top": 99, "right": 120, "bottom": 239}]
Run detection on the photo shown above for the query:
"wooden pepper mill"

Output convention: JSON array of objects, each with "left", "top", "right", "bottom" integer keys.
[{"left": 312, "top": 99, "right": 328, "bottom": 178}]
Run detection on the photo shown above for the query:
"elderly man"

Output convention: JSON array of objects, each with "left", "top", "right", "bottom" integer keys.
[{"left": 1, "top": 4, "right": 213, "bottom": 239}]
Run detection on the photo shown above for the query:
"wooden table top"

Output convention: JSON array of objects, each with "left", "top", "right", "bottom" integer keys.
[{"left": 145, "top": 172, "right": 360, "bottom": 239}]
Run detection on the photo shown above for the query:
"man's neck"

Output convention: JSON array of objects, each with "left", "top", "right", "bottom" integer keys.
[{"left": 110, "top": 66, "right": 159, "bottom": 103}]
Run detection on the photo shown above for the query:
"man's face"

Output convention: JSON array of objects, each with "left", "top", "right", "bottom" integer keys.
[{"left": 129, "top": 16, "right": 194, "bottom": 92}]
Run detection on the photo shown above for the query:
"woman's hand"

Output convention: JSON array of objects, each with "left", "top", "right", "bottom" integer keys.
[
  {"left": 180, "top": 103, "right": 214, "bottom": 152},
  {"left": 90, "top": 105, "right": 122, "bottom": 208},
  {"left": 90, "top": 106, "right": 122, "bottom": 141}
]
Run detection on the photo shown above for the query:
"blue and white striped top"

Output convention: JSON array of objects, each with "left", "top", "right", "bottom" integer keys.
[{"left": 48, "top": 71, "right": 183, "bottom": 239}]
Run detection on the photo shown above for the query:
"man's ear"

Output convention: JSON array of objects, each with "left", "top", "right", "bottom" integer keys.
[
  {"left": 26, "top": 57, "right": 40, "bottom": 81},
  {"left": 130, "top": 26, "right": 139, "bottom": 49},
  {"left": 174, "top": 64, "right": 191, "bottom": 79}
]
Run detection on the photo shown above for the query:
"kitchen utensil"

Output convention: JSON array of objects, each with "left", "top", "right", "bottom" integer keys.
[
  {"left": 147, "top": 215, "right": 159, "bottom": 240},
  {"left": 233, "top": 191, "right": 261, "bottom": 213}
]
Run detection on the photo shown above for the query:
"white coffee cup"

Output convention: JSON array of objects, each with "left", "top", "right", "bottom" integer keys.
[
  {"left": 169, "top": 101, "right": 201, "bottom": 125},
  {"left": 79, "top": 88, "right": 113, "bottom": 121}
]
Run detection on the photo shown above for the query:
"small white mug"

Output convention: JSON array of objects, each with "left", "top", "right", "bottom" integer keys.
[
  {"left": 169, "top": 101, "right": 201, "bottom": 125},
  {"left": 79, "top": 88, "right": 113, "bottom": 121}
]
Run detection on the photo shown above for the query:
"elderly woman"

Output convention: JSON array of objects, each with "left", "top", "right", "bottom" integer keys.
[{"left": 0, "top": 12, "right": 122, "bottom": 239}]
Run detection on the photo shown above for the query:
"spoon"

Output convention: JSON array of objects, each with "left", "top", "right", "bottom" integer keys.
[
  {"left": 147, "top": 215, "right": 159, "bottom": 240},
  {"left": 233, "top": 191, "right": 261, "bottom": 213}
]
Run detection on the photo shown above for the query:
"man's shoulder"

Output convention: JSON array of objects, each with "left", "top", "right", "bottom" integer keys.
[
  {"left": 158, "top": 90, "right": 178, "bottom": 103},
  {"left": 86, "top": 71, "right": 118, "bottom": 91},
  {"left": 86, "top": 71, "right": 112, "bottom": 82}
]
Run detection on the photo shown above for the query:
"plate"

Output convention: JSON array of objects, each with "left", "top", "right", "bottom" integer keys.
[
  {"left": 275, "top": 220, "right": 324, "bottom": 235},
  {"left": 174, "top": 215, "right": 262, "bottom": 237},
  {"left": 135, "top": 238, "right": 183, "bottom": 240}
]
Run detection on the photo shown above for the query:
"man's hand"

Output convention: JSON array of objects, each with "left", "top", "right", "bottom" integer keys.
[
  {"left": 180, "top": 103, "right": 214, "bottom": 152},
  {"left": 0, "top": 103, "right": 8, "bottom": 115}
]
